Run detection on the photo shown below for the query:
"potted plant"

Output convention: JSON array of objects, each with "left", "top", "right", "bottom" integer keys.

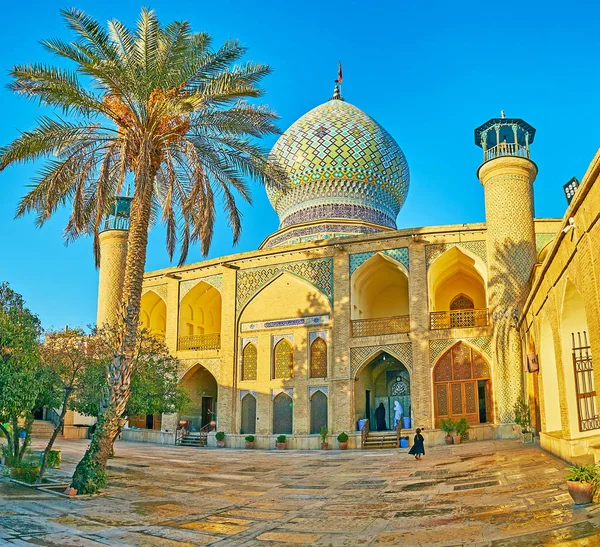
[
  {"left": 566, "top": 464, "right": 598, "bottom": 505},
  {"left": 276, "top": 435, "right": 287, "bottom": 450},
  {"left": 319, "top": 426, "right": 329, "bottom": 450},
  {"left": 215, "top": 431, "right": 225, "bottom": 448},
  {"left": 337, "top": 431, "right": 349, "bottom": 450},
  {"left": 439, "top": 419, "right": 455, "bottom": 445},
  {"left": 245, "top": 435, "right": 255, "bottom": 449},
  {"left": 455, "top": 418, "right": 470, "bottom": 444},
  {"left": 513, "top": 396, "right": 533, "bottom": 443}
]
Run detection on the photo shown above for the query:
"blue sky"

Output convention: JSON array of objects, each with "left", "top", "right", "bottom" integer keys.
[{"left": 0, "top": 1, "right": 598, "bottom": 329}]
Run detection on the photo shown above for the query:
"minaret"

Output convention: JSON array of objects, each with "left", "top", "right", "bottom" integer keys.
[
  {"left": 96, "top": 196, "right": 132, "bottom": 327},
  {"left": 475, "top": 114, "right": 537, "bottom": 422}
]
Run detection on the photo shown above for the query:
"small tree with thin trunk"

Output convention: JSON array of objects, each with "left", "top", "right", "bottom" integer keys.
[
  {"left": 0, "top": 282, "right": 43, "bottom": 465},
  {"left": 36, "top": 328, "right": 99, "bottom": 483},
  {"left": 0, "top": 8, "right": 280, "bottom": 493}
]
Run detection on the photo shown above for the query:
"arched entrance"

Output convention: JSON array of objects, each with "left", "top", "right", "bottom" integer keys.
[
  {"left": 179, "top": 364, "right": 218, "bottom": 431},
  {"left": 355, "top": 352, "right": 411, "bottom": 431},
  {"left": 241, "top": 393, "right": 256, "bottom": 435},
  {"left": 310, "top": 390, "right": 328, "bottom": 434},
  {"left": 433, "top": 342, "right": 493, "bottom": 426},
  {"left": 273, "top": 392, "right": 293, "bottom": 434}
]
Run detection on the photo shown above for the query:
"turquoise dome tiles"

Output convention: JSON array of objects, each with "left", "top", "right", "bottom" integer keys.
[{"left": 266, "top": 98, "right": 410, "bottom": 236}]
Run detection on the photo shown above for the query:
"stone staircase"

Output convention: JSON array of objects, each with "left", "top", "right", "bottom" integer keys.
[
  {"left": 363, "top": 430, "right": 398, "bottom": 449},
  {"left": 178, "top": 431, "right": 207, "bottom": 448},
  {"left": 31, "top": 420, "right": 57, "bottom": 439}
]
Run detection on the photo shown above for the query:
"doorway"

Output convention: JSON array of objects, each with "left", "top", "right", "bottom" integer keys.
[{"left": 201, "top": 396, "right": 213, "bottom": 428}]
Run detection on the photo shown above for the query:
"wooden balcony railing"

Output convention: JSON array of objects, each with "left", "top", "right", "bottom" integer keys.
[
  {"left": 178, "top": 333, "right": 221, "bottom": 351},
  {"left": 484, "top": 142, "right": 530, "bottom": 162},
  {"left": 351, "top": 315, "right": 410, "bottom": 337},
  {"left": 430, "top": 309, "right": 489, "bottom": 330}
]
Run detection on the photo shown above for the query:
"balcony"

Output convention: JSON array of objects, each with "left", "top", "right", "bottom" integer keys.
[
  {"left": 430, "top": 309, "right": 489, "bottom": 330},
  {"left": 351, "top": 315, "right": 410, "bottom": 337},
  {"left": 484, "top": 142, "right": 530, "bottom": 162},
  {"left": 178, "top": 333, "right": 221, "bottom": 351}
]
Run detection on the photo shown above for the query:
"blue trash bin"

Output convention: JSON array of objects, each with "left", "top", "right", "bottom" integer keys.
[
  {"left": 400, "top": 438, "right": 409, "bottom": 448},
  {"left": 402, "top": 417, "right": 411, "bottom": 429},
  {"left": 357, "top": 419, "right": 367, "bottom": 431},
  {"left": 19, "top": 431, "right": 26, "bottom": 439}
]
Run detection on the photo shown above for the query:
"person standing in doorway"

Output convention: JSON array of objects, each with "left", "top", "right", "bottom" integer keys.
[
  {"left": 375, "top": 402, "right": 387, "bottom": 431},
  {"left": 408, "top": 428, "right": 425, "bottom": 460}
]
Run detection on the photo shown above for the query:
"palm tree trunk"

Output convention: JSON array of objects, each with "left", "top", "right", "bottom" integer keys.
[{"left": 71, "top": 161, "right": 156, "bottom": 494}]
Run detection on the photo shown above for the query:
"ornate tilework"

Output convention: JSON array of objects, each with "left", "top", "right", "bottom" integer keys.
[
  {"left": 263, "top": 223, "right": 380, "bottom": 248},
  {"left": 142, "top": 284, "right": 167, "bottom": 301},
  {"left": 425, "top": 241, "right": 487, "bottom": 269},
  {"left": 536, "top": 233, "right": 555, "bottom": 254},
  {"left": 309, "top": 330, "right": 329, "bottom": 344},
  {"left": 349, "top": 248, "right": 409, "bottom": 275},
  {"left": 266, "top": 99, "right": 409, "bottom": 238},
  {"left": 272, "top": 388, "right": 293, "bottom": 400},
  {"left": 240, "top": 390, "right": 257, "bottom": 400},
  {"left": 350, "top": 343, "right": 413, "bottom": 378},
  {"left": 309, "top": 386, "right": 328, "bottom": 398},
  {"left": 429, "top": 337, "right": 492, "bottom": 365},
  {"left": 241, "top": 315, "right": 330, "bottom": 332},
  {"left": 179, "top": 274, "right": 223, "bottom": 301},
  {"left": 237, "top": 258, "right": 333, "bottom": 312}
]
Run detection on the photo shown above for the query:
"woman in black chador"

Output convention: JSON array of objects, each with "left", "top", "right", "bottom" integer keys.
[
  {"left": 408, "top": 428, "right": 425, "bottom": 460},
  {"left": 375, "top": 402, "right": 387, "bottom": 431}
]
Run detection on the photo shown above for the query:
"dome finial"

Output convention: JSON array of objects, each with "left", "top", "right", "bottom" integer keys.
[{"left": 331, "top": 61, "right": 343, "bottom": 100}]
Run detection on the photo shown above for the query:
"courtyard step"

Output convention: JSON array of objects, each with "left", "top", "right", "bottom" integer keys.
[
  {"left": 179, "top": 432, "right": 207, "bottom": 448},
  {"left": 31, "top": 420, "right": 57, "bottom": 439},
  {"left": 364, "top": 431, "right": 398, "bottom": 449}
]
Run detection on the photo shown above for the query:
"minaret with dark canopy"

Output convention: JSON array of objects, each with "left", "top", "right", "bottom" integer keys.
[{"left": 475, "top": 113, "right": 538, "bottom": 422}]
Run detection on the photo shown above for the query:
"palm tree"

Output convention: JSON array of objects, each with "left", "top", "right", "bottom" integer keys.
[{"left": 0, "top": 8, "right": 280, "bottom": 493}]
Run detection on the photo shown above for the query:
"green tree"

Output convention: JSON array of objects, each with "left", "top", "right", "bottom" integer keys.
[
  {"left": 0, "top": 8, "right": 280, "bottom": 492},
  {"left": 36, "top": 328, "right": 100, "bottom": 483},
  {"left": 0, "top": 282, "right": 43, "bottom": 464}
]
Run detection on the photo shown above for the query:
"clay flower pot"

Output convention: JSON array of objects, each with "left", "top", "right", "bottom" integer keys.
[
  {"left": 445, "top": 435, "right": 454, "bottom": 445},
  {"left": 245, "top": 441, "right": 254, "bottom": 449},
  {"left": 320, "top": 442, "right": 329, "bottom": 450},
  {"left": 567, "top": 481, "right": 595, "bottom": 505},
  {"left": 216, "top": 440, "right": 225, "bottom": 448},
  {"left": 276, "top": 442, "right": 286, "bottom": 450},
  {"left": 338, "top": 442, "right": 348, "bottom": 450},
  {"left": 452, "top": 435, "right": 461, "bottom": 445}
]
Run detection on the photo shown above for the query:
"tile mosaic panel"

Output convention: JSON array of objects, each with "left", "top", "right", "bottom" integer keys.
[
  {"left": 350, "top": 342, "right": 413, "bottom": 378},
  {"left": 535, "top": 233, "right": 555, "bottom": 254},
  {"left": 241, "top": 315, "right": 330, "bottom": 333},
  {"left": 425, "top": 241, "right": 487, "bottom": 269},
  {"left": 179, "top": 274, "right": 223, "bottom": 301},
  {"left": 349, "top": 247, "right": 409, "bottom": 275}
]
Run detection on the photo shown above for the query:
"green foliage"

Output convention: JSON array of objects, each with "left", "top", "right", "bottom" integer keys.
[
  {"left": 513, "top": 396, "right": 531, "bottom": 433},
  {"left": 455, "top": 417, "right": 470, "bottom": 437},
  {"left": 10, "top": 458, "right": 40, "bottom": 483},
  {"left": 439, "top": 419, "right": 456, "bottom": 435},
  {"left": 276, "top": 435, "right": 286, "bottom": 443},
  {"left": 70, "top": 326, "right": 189, "bottom": 420},
  {"left": 566, "top": 464, "right": 600, "bottom": 484},
  {"left": 215, "top": 431, "right": 225, "bottom": 441},
  {"left": 46, "top": 450, "right": 61, "bottom": 469},
  {"left": 320, "top": 426, "right": 328, "bottom": 443},
  {"left": 70, "top": 452, "right": 107, "bottom": 495},
  {"left": 0, "top": 282, "right": 43, "bottom": 463},
  {"left": 337, "top": 432, "right": 349, "bottom": 443},
  {"left": 244, "top": 435, "right": 255, "bottom": 442},
  {"left": 0, "top": 423, "right": 11, "bottom": 438}
]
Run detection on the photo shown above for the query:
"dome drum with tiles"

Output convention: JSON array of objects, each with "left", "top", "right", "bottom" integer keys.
[{"left": 262, "top": 91, "right": 410, "bottom": 248}]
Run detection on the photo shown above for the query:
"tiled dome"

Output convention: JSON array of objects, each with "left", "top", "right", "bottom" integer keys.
[{"left": 265, "top": 96, "right": 409, "bottom": 246}]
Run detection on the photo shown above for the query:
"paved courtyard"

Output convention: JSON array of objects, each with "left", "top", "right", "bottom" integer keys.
[{"left": 1, "top": 438, "right": 600, "bottom": 546}]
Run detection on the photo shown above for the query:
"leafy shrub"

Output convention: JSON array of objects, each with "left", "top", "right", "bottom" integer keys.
[
  {"left": 439, "top": 419, "right": 456, "bottom": 435},
  {"left": 320, "top": 426, "right": 328, "bottom": 443},
  {"left": 46, "top": 450, "right": 61, "bottom": 469},
  {"left": 455, "top": 418, "right": 470, "bottom": 437},
  {"left": 276, "top": 435, "right": 286, "bottom": 443},
  {"left": 337, "top": 432, "right": 349, "bottom": 443},
  {"left": 10, "top": 460, "right": 40, "bottom": 483},
  {"left": 245, "top": 435, "right": 255, "bottom": 442},
  {"left": 566, "top": 464, "right": 600, "bottom": 484},
  {"left": 513, "top": 396, "right": 531, "bottom": 433},
  {"left": 71, "top": 452, "right": 107, "bottom": 495},
  {"left": 215, "top": 431, "right": 225, "bottom": 441}
]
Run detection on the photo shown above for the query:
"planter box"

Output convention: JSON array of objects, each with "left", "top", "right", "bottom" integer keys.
[{"left": 521, "top": 432, "right": 534, "bottom": 444}]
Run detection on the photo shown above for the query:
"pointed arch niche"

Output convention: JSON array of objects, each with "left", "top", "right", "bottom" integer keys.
[
  {"left": 433, "top": 342, "right": 493, "bottom": 426},
  {"left": 428, "top": 247, "right": 488, "bottom": 329},
  {"left": 140, "top": 291, "right": 166, "bottom": 339},
  {"left": 178, "top": 281, "right": 222, "bottom": 350},
  {"left": 560, "top": 280, "right": 599, "bottom": 435},
  {"left": 351, "top": 253, "right": 410, "bottom": 337},
  {"left": 539, "top": 314, "right": 562, "bottom": 432}
]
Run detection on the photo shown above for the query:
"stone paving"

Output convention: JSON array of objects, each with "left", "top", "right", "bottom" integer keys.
[{"left": 1, "top": 438, "right": 600, "bottom": 546}]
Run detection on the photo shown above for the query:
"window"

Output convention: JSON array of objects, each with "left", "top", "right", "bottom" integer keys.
[
  {"left": 274, "top": 339, "right": 293, "bottom": 379},
  {"left": 310, "top": 337, "right": 327, "bottom": 378},
  {"left": 242, "top": 343, "right": 258, "bottom": 381}
]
